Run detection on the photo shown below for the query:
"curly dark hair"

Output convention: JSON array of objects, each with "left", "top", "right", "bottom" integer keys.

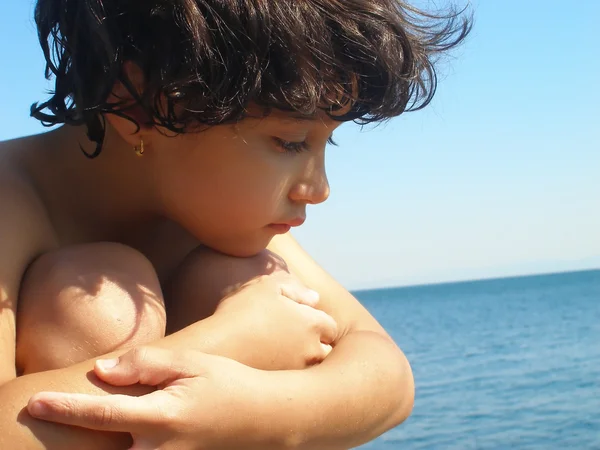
[{"left": 31, "top": 0, "right": 472, "bottom": 157}]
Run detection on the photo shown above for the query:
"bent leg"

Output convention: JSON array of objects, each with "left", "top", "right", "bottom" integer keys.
[
  {"left": 166, "top": 246, "right": 289, "bottom": 334},
  {"left": 16, "top": 242, "right": 166, "bottom": 374}
]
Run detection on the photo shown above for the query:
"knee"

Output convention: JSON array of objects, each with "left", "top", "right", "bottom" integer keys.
[
  {"left": 167, "top": 247, "right": 288, "bottom": 332},
  {"left": 178, "top": 247, "right": 288, "bottom": 288},
  {"left": 16, "top": 242, "right": 166, "bottom": 373}
]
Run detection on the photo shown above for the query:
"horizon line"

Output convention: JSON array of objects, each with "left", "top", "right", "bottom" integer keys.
[{"left": 350, "top": 267, "right": 600, "bottom": 294}]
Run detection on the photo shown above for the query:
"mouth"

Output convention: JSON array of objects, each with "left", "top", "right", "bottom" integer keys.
[{"left": 268, "top": 217, "right": 306, "bottom": 234}]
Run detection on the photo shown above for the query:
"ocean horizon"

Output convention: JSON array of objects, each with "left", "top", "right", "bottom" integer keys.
[{"left": 352, "top": 267, "right": 600, "bottom": 294}]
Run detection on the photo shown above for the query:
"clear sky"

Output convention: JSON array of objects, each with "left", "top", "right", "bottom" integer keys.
[{"left": 1, "top": 1, "right": 598, "bottom": 290}]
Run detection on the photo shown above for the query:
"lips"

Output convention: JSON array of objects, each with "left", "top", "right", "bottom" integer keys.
[
  {"left": 284, "top": 217, "right": 306, "bottom": 227},
  {"left": 268, "top": 217, "right": 306, "bottom": 234},
  {"left": 268, "top": 223, "right": 291, "bottom": 234}
]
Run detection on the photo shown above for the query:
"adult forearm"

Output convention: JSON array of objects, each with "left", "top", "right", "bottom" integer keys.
[{"left": 264, "top": 331, "right": 414, "bottom": 450}]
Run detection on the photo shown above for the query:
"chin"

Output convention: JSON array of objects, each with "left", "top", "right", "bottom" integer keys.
[{"left": 210, "top": 238, "right": 272, "bottom": 259}]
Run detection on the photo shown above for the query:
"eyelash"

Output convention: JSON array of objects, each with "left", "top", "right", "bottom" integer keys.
[{"left": 272, "top": 137, "right": 309, "bottom": 153}]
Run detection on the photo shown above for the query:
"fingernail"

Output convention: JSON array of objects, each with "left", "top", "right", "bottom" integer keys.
[
  {"left": 96, "top": 358, "right": 119, "bottom": 371},
  {"left": 305, "top": 289, "right": 320, "bottom": 304},
  {"left": 29, "top": 401, "right": 49, "bottom": 417}
]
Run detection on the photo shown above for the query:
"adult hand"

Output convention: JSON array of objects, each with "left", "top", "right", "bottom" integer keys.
[
  {"left": 28, "top": 347, "right": 281, "bottom": 450},
  {"left": 209, "top": 271, "right": 338, "bottom": 369}
]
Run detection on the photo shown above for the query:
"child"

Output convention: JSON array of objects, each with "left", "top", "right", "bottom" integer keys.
[{"left": 0, "top": 0, "right": 471, "bottom": 448}]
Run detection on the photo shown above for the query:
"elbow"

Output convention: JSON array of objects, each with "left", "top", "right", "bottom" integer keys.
[
  {"left": 355, "top": 330, "right": 416, "bottom": 430},
  {"left": 385, "top": 346, "right": 415, "bottom": 430},
  {"left": 395, "top": 352, "right": 415, "bottom": 425}
]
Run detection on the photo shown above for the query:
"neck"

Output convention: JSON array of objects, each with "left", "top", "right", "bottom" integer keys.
[{"left": 26, "top": 124, "right": 161, "bottom": 243}]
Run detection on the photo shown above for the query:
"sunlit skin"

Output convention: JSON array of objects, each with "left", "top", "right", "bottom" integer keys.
[
  {"left": 0, "top": 0, "right": 473, "bottom": 445},
  {"left": 148, "top": 110, "right": 339, "bottom": 257},
  {"left": 20, "top": 105, "right": 340, "bottom": 258},
  {"left": 0, "top": 91, "right": 413, "bottom": 450}
]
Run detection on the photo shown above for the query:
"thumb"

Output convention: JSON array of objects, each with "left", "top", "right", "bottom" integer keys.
[{"left": 95, "top": 346, "right": 200, "bottom": 387}]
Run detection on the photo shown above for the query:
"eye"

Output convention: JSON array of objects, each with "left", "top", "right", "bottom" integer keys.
[{"left": 272, "top": 137, "right": 309, "bottom": 153}]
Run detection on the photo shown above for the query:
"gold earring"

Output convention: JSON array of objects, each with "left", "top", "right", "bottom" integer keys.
[{"left": 133, "top": 139, "right": 145, "bottom": 156}]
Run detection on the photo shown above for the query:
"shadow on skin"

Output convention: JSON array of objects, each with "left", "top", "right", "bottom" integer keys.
[
  {"left": 15, "top": 243, "right": 167, "bottom": 374},
  {"left": 165, "top": 247, "right": 291, "bottom": 333}
]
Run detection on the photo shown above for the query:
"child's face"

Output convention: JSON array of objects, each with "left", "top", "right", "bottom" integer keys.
[{"left": 152, "top": 108, "right": 341, "bottom": 257}]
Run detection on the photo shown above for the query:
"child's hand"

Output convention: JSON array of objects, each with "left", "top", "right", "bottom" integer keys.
[
  {"left": 28, "top": 347, "right": 287, "bottom": 450},
  {"left": 212, "top": 271, "right": 338, "bottom": 370}
]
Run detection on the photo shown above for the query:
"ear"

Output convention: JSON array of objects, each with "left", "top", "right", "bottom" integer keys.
[{"left": 104, "top": 62, "right": 154, "bottom": 147}]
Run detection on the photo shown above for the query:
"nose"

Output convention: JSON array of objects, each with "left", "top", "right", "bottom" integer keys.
[{"left": 289, "top": 165, "right": 330, "bottom": 205}]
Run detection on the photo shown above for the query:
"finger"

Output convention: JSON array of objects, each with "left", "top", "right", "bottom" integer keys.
[
  {"left": 321, "top": 343, "right": 333, "bottom": 359},
  {"left": 27, "top": 391, "right": 166, "bottom": 433},
  {"left": 279, "top": 280, "right": 320, "bottom": 307},
  {"left": 94, "top": 346, "right": 200, "bottom": 387},
  {"left": 310, "top": 308, "right": 338, "bottom": 345},
  {"left": 307, "top": 343, "right": 333, "bottom": 366}
]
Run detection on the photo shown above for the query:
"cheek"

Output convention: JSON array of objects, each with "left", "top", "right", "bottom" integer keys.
[
  {"left": 167, "top": 134, "right": 288, "bottom": 218},
  {"left": 201, "top": 161, "right": 288, "bottom": 208},
  {"left": 210, "top": 180, "right": 283, "bottom": 219},
  {"left": 175, "top": 170, "right": 281, "bottom": 226}
]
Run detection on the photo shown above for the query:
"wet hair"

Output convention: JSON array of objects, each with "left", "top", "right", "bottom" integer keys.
[{"left": 31, "top": 0, "right": 472, "bottom": 157}]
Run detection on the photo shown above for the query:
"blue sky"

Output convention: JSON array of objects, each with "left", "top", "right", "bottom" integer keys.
[{"left": 1, "top": 1, "right": 598, "bottom": 289}]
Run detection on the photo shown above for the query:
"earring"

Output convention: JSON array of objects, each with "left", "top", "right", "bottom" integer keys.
[{"left": 133, "top": 139, "right": 145, "bottom": 156}]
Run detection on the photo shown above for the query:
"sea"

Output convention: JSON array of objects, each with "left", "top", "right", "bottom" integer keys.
[{"left": 354, "top": 269, "right": 600, "bottom": 450}]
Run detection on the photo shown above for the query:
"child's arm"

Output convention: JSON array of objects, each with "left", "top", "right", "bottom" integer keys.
[
  {"left": 0, "top": 301, "right": 328, "bottom": 450},
  {"left": 21, "top": 233, "right": 414, "bottom": 449},
  {"left": 166, "top": 238, "right": 414, "bottom": 446},
  {"left": 264, "top": 233, "right": 415, "bottom": 445},
  {"left": 0, "top": 178, "right": 337, "bottom": 448},
  {"left": 152, "top": 237, "right": 413, "bottom": 444},
  {"left": 0, "top": 177, "right": 54, "bottom": 385}
]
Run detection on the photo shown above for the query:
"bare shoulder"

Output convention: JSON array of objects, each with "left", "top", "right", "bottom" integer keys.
[
  {"left": 0, "top": 141, "right": 57, "bottom": 383},
  {"left": 0, "top": 166, "right": 57, "bottom": 265},
  {"left": 0, "top": 142, "right": 56, "bottom": 250},
  {"left": 267, "top": 233, "right": 389, "bottom": 341}
]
